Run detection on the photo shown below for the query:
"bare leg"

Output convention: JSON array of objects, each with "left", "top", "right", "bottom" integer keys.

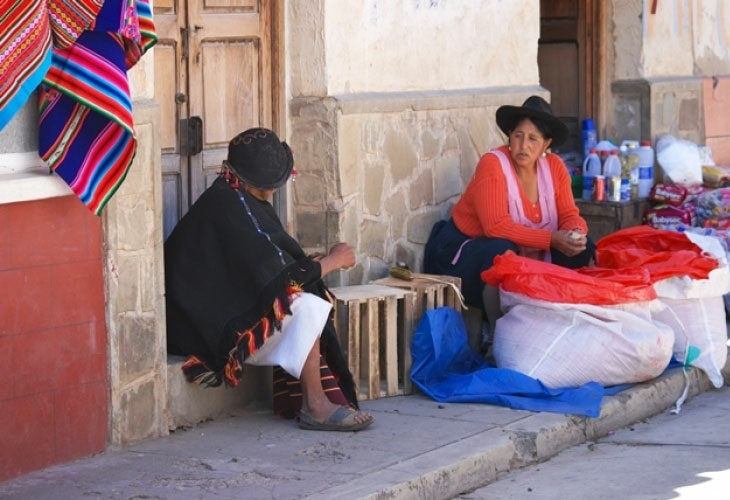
[{"left": 299, "top": 337, "right": 371, "bottom": 425}]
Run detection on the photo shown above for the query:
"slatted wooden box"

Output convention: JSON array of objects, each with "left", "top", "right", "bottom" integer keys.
[
  {"left": 330, "top": 284, "right": 417, "bottom": 401},
  {"left": 373, "top": 273, "right": 483, "bottom": 356}
]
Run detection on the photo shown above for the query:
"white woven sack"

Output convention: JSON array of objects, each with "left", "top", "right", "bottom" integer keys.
[
  {"left": 494, "top": 291, "right": 674, "bottom": 389},
  {"left": 652, "top": 232, "right": 729, "bottom": 388},
  {"left": 653, "top": 296, "right": 727, "bottom": 388}
]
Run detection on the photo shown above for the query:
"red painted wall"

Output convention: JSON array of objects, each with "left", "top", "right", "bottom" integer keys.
[
  {"left": 0, "top": 195, "right": 108, "bottom": 481},
  {"left": 703, "top": 77, "right": 730, "bottom": 165}
]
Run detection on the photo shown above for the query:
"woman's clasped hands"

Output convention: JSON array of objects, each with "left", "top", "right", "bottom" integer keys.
[{"left": 550, "top": 229, "right": 587, "bottom": 257}]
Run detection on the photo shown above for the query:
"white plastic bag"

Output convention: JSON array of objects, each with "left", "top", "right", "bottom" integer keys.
[
  {"left": 494, "top": 291, "right": 674, "bottom": 389},
  {"left": 656, "top": 135, "right": 703, "bottom": 186},
  {"left": 652, "top": 232, "right": 730, "bottom": 388}
]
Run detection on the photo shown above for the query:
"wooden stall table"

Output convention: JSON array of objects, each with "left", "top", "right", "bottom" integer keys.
[{"left": 576, "top": 199, "right": 650, "bottom": 242}]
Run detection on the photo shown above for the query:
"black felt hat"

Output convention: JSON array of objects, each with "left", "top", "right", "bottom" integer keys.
[
  {"left": 226, "top": 128, "right": 293, "bottom": 189},
  {"left": 496, "top": 96, "right": 569, "bottom": 147}
]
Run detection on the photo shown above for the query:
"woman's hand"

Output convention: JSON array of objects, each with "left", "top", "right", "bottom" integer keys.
[
  {"left": 318, "top": 243, "right": 356, "bottom": 277},
  {"left": 550, "top": 230, "right": 587, "bottom": 257}
]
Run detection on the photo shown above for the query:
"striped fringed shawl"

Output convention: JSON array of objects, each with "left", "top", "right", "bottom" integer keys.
[
  {"left": 0, "top": 0, "right": 103, "bottom": 130},
  {"left": 39, "top": 0, "right": 157, "bottom": 214},
  {"left": 0, "top": 1, "right": 52, "bottom": 130}
]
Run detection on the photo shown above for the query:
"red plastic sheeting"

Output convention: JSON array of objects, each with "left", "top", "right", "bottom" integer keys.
[
  {"left": 596, "top": 226, "right": 718, "bottom": 282},
  {"left": 481, "top": 252, "right": 657, "bottom": 305}
]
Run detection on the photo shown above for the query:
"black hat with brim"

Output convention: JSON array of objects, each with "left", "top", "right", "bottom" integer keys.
[
  {"left": 496, "top": 96, "right": 569, "bottom": 148},
  {"left": 227, "top": 128, "right": 293, "bottom": 190}
]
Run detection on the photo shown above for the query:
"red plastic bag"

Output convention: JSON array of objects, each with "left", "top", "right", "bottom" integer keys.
[
  {"left": 596, "top": 226, "right": 717, "bottom": 282},
  {"left": 481, "top": 252, "right": 657, "bottom": 305}
]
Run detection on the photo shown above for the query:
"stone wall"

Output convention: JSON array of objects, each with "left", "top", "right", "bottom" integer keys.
[
  {"left": 611, "top": 77, "right": 703, "bottom": 145},
  {"left": 103, "top": 88, "right": 167, "bottom": 443},
  {"left": 290, "top": 88, "right": 547, "bottom": 286}
]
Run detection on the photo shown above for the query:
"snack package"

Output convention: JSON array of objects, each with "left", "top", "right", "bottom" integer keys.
[
  {"left": 702, "top": 165, "right": 730, "bottom": 188},
  {"left": 685, "top": 184, "right": 710, "bottom": 204},
  {"left": 649, "top": 184, "right": 687, "bottom": 206},
  {"left": 696, "top": 188, "right": 730, "bottom": 222},
  {"left": 644, "top": 204, "right": 696, "bottom": 229},
  {"left": 701, "top": 218, "right": 730, "bottom": 230}
]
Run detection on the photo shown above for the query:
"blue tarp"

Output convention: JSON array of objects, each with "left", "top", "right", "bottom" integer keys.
[{"left": 410, "top": 307, "right": 631, "bottom": 418}]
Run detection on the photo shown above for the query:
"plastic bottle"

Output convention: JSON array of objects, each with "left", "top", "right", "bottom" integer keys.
[
  {"left": 582, "top": 149, "right": 602, "bottom": 200},
  {"left": 637, "top": 140, "right": 655, "bottom": 199},
  {"left": 599, "top": 150, "right": 608, "bottom": 169},
  {"left": 603, "top": 150, "right": 622, "bottom": 178},
  {"left": 582, "top": 119, "right": 597, "bottom": 158}
]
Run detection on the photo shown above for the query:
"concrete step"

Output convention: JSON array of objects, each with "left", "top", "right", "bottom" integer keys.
[{"left": 166, "top": 355, "right": 272, "bottom": 429}]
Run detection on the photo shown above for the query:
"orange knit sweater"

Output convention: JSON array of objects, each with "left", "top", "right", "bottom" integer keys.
[{"left": 452, "top": 145, "right": 587, "bottom": 250}]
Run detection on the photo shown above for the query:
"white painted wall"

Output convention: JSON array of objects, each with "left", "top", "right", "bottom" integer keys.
[
  {"left": 613, "top": 0, "right": 730, "bottom": 79},
  {"left": 692, "top": 0, "right": 730, "bottom": 75},
  {"left": 642, "top": 0, "right": 694, "bottom": 77},
  {"left": 288, "top": 0, "right": 540, "bottom": 96}
]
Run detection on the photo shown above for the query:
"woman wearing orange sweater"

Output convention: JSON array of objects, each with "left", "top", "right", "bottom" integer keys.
[{"left": 424, "top": 96, "right": 592, "bottom": 329}]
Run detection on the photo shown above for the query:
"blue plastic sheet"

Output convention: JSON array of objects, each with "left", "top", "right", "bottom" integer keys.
[{"left": 410, "top": 307, "right": 619, "bottom": 417}]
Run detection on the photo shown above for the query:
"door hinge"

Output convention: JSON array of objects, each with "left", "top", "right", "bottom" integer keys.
[{"left": 179, "top": 116, "right": 203, "bottom": 156}]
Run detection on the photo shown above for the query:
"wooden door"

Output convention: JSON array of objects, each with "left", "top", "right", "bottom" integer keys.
[
  {"left": 154, "top": 0, "right": 189, "bottom": 239},
  {"left": 155, "top": 0, "right": 273, "bottom": 239},
  {"left": 538, "top": 0, "right": 603, "bottom": 154},
  {"left": 187, "top": 0, "right": 272, "bottom": 203}
]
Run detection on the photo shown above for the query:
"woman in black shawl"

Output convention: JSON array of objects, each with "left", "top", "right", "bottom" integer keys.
[{"left": 165, "top": 128, "right": 373, "bottom": 431}]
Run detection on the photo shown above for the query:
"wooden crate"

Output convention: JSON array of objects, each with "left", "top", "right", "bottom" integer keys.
[
  {"left": 374, "top": 272, "right": 463, "bottom": 314},
  {"left": 330, "top": 284, "right": 417, "bottom": 401},
  {"left": 576, "top": 199, "right": 650, "bottom": 242},
  {"left": 373, "top": 273, "right": 483, "bottom": 355}
]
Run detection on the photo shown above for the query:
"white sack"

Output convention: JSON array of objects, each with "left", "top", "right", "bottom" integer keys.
[
  {"left": 656, "top": 135, "right": 702, "bottom": 186},
  {"left": 494, "top": 291, "right": 674, "bottom": 389},
  {"left": 652, "top": 232, "right": 729, "bottom": 388},
  {"left": 653, "top": 296, "right": 727, "bottom": 388}
]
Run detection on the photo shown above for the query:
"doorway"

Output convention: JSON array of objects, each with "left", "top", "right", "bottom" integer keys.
[
  {"left": 538, "top": 0, "right": 605, "bottom": 155},
  {"left": 153, "top": 0, "right": 279, "bottom": 239}
]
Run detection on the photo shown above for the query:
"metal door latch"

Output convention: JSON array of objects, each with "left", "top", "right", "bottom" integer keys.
[{"left": 179, "top": 116, "right": 203, "bottom": 156}]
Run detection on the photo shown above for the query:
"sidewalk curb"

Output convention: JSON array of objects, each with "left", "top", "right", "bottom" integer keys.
[{"left": 313, "top": 360, "right": 729, "bottom": 500}]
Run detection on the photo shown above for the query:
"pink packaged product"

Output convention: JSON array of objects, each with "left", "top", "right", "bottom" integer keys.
[
  {"left": 649, "top": 184, "right": 687, "bottom": 206},
  {"left": 684, "top": 184, "right": 710, "bottom": 204},
  {"left": 644, "top": 204, "right": 696, "bottom": 229}
]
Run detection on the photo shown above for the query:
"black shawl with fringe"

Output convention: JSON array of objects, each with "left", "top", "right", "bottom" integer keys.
[{"left": 165, "top": 176, "right": 356, "bottom": 407}]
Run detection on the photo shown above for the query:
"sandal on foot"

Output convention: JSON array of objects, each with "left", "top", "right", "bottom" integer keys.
[{"left": 298, "top": 406, "right": 374, "bottom": 432}]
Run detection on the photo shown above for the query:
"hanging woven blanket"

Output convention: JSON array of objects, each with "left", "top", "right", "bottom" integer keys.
[
  {"left": 0, "top": 0, "right": 104, "bottom": 129},
  {"left": 38, "top": 0, "right": 156, "bottom": 214},
  {"left": 0, "top": 1, "right": 51, "bottom": 130}
]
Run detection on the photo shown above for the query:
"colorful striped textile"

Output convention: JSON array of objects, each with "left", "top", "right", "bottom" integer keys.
[
  {"left": 0, "top": 1, "right": 52, "bottom": 130},
  {"left": 0, "top": 0, "right": 102, "bottom": 131},
  {"left": 39, "top": 0, "right": 156, "bottom": 214},
  {"left": 272, "top": 358, "right": 352, "bottom": 419}
]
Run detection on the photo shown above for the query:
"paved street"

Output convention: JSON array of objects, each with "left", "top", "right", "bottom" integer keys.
[{"left": 461, "top": 385, "right": 730, "bottom": 500}]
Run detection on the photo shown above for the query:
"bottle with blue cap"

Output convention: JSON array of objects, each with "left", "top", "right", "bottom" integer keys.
[{"left": 582, "top": 119, "right": 597, "bottom": 158}]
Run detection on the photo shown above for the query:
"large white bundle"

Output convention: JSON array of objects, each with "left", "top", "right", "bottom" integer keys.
[
  {"left": 652, "top": 232, "right": 730, "bottom": 388},
  {"left": 494, "top": 291, "right": 674, "bottom": 389}
]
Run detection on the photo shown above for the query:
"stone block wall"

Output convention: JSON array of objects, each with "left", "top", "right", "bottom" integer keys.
[
  {"left": 610, "top": 77, "right": 703, "bottom": 145},
  {"left": 290, "top": 88, "right": 547, "bottom": 286},
  {"left": 103, "top": 100, "right": 167, "bottom": 445}
]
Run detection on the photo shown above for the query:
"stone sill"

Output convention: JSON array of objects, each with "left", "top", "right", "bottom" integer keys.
[{"left": 0, "top": 152, "right": 72, "bottom": 205}]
